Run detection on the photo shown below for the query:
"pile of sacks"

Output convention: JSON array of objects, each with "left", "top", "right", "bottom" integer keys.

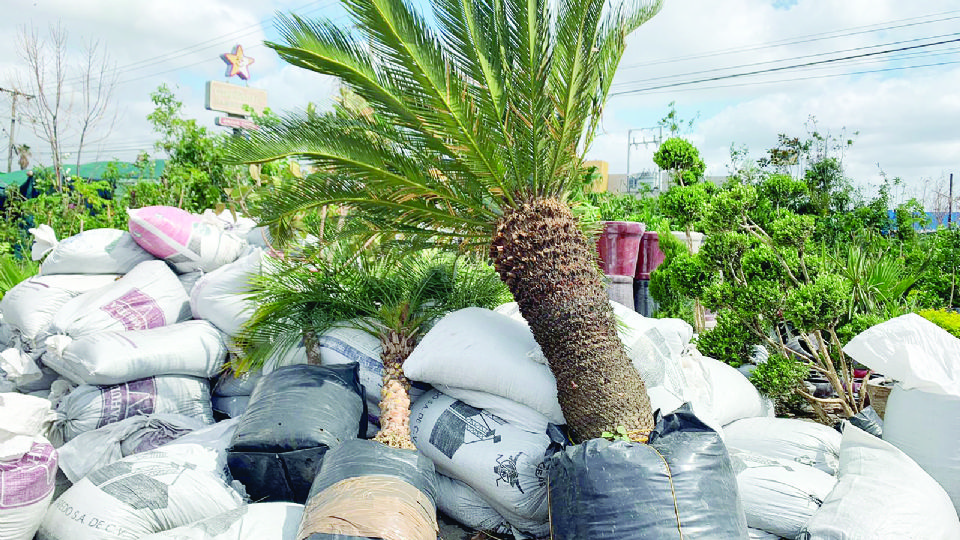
[
  {"left": 1, "top": 204, "right": 959, "bottom": 540},
  {"left": 0, "top": 206, "right": 315, "bottom": 539}
]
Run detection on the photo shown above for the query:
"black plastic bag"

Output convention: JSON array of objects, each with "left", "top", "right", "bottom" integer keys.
[
  {"left": 835, "top": 406, "right": 883, "bottom": 438},
  {"left": 547, "top": 404, "right": 748, "bottom": 539},
  {"left": 227, "top": 363, "right": 366, "bottom": 503},
  {"left": 299, "top": 439, "right": 439, "bottom": 540}
]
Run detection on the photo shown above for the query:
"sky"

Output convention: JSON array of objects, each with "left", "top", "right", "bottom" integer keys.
[{"left": 1, "top": 0, "right": 959, "bottom": 208}]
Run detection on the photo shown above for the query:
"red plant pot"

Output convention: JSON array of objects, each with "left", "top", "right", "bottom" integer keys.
[
  {"left": 635, "top": 231, "right": 666, "bottom": 280},
  {"left": 597, "top": 221, "right": 645, "bottom": 277}
]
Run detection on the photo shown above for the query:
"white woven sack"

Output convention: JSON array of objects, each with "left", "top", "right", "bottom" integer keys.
[
  {"left": 433, "top": 385, "right": 551, "bottom": 434},
  {"left": 0, "top": 438, "right": 58, "bottom": 540},
  {"left": 200, "top": 209, "right": 259, "bottom": 236},
  {"left": 696, "top": 353, "right": 765, "bottom": 426},
  {"left": 725, "top": 417, "right": 841, "bottom": 475},
  {"left": 177, "top": 271, "right": 203, "bottom": 296},
  {"left": 319, "top": 324, "right": 428, "bottom": 436},
  {"left": 0, "top": 275, "right": 119, "bottom": 345},
  {"left": 0, "top": 393, "right": 58, "bottom": 461},
  {"left": 140, "top": 502, "right": 303, "bottom": 540},
  {"left": 434, "top": 474, "right": 513, "bottom": 536},
  {"left": 37, "top": 228, "right": 155, "bottom": 276},
  {"left": 798, "top": 424, "right": 960, "bottom": 540},
  {"left": 495, "top": 301, "right": 690, "bottom": 398},
  {"left": 730, "top": 449, "right": 837, "bottom": 538},
  {"left": 37, "top": 444, "right": 243, "bottom": 540},
  {"left": 189, "top": 249, "right": 263, "bottom": 336},
  {"left": 54, "top": 376, "right": 215, "bottom": 442},
  {"left": 58, "top": 413, "right": 206, "bottom": 483},
  {"left": 411, "top": 390, "right": 550, "bottom": 537},
  {"left": 128, "top": 206, "right": 246, "bottom": 273},
  {"left": 44, "top": 320, "right": 227, "bottom": 385},
  {"left": 404, "top": 308, "right": 564, "bottom": 425},
  {"left": 48, "top": 260, "right": 190, "bottom": 340}
]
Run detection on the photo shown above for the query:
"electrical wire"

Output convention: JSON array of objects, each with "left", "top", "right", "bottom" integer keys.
[{"left": 609, "top": 36, "right": 960, "bottom": 96}]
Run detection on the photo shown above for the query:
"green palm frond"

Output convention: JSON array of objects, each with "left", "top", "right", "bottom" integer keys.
[
  {"left": 227, "top": 0, "right": 662, "bottom": 246},
  {"left": 233, "top": 242, "right": 509, "bottom": 372}
]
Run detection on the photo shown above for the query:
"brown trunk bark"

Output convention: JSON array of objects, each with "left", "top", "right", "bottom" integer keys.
[
  {"left": 490, "top": 198, "right": 654, "bottom": 442},
  {"left": 374, "top": 328, "right": 416, "bottom": 450}
]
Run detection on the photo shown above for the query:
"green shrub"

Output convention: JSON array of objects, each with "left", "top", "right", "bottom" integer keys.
[
  {"left": 917, "top": 309, "right": 960, "bottom": 339},
  {"left": 0, "top": 254, "right": 37, "bottom": 299},
  {"left": 695, "top": 310, "right": 759, "bottom": 367},
  {"left": 749, "top": 353, "right": 808, "bottom": 415}
]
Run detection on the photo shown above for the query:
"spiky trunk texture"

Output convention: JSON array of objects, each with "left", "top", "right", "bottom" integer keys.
[
  {"left": 491, "top": 198, "right": 654, "bottom": 442},
  {"left": 374, "top": 329, "right": 417, "bottom": 450}
]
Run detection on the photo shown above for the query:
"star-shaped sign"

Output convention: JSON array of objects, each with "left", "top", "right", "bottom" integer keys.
[{"left": 222, "top": 44, "right": 255, "bottom": 80}]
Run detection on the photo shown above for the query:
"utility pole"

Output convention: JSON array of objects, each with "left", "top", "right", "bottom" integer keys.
[
  {"left": 625, "top": 126, "right": 662, "bottom": 193},
  {"left": 949, "top": 173, "right": 954, "bottom": 228},
  {"left": 0, "top": 86, "right": 35, "bottom": 173}
]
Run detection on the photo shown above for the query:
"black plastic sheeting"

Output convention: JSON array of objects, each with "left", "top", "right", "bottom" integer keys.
[
  {"left": 547, "top": 404, "right": 748, "bottom": 540},
  {"left": 303, "top": 438, "right": 439, "bottom": 540},
  {"left": 835, "top": 406, "right": 883, "bottom": 438},
  {"left": 227, "top": 363, "right": 366, "bottom": 504}
]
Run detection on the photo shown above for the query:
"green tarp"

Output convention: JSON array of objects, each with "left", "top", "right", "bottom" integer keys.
[{"left": 0, "top": 160, "right": 166, "bottom": 188}]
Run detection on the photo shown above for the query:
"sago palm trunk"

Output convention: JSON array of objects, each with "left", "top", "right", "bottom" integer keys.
[
  {"left": 491, "top": 198, "right": 654, "bottom": 442},
  {"left": 374, "top": 329, "right": 417, "bottom": 450}
]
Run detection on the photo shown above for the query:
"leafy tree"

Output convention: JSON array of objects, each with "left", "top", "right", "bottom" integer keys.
[
  {"left": 228, "top": 0, "right": 664, "bottom": 441},
  {"left": 140, "top": 84, "right": 239, "bottom": 212},
  {"left": 236, "top": 245, "right": 509, "bottom": 449},
  {"left": 653, "top": 137, "right": 705, "bottom": 187}
]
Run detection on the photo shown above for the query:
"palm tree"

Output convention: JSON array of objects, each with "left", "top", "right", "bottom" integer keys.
[
  {"left": 234, "top": 243, "right": 510, "bottom": 449},
  {"left": 15, "top": 144, "right": 31, "bottom": 171},
  {"left": 228, "top": 0, "right": 663, "bottom": 441}
]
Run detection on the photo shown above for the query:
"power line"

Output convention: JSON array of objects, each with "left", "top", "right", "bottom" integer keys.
[
  {"left": 610, "top": 59, "right": 960, "bottom": 97},
  {"left": 610, "top": 36, "right": 960, "bottom": 97},
  {"left": 611, "top": 32, "right": 960, "bottom": 89},
  {"left": 618, "top": 9, "right": 960, "bottom": 72}
]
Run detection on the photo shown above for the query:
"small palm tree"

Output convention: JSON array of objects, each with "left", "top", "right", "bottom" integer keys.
[
  {"left": 228, "top": 0, "right": 663, "bottom": 441},
  {"left": 234, "top": 243, "right": 510, "bottom": 449}
]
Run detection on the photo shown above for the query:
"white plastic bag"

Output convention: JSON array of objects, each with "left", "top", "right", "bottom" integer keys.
[
  {"left": 0, "top": 347, "right": 42, "bottom": 387},
  {"left": 54, "top": 376, "right": 215, "bottom": 442},
  {"left": 37, "top": 444, "right": 244, "bottom": 540},
  {"left": 189, "top": 249, "right": 263, "bottom": 336},
  {"left": 798, "top": 424, "right": 960, "bottom": 539},
  {"left": 434, "top": 474, "right": 513, "bottom": 536},
  {"left": 844, "top": 313, "right": 960, "bottom": 513},
  {"left": 58, "top": 413, "right": 206, "bottom": 483},
  {"left": 731, "top": 449, "right": 837, "bottom": 539},
  {"left": 48, "top": 260, "right": 190, "bottom": 339},
  {"left": 696, "top": 353, "right": 766, "bottom": 426},
  {"left": 139, "top": 502, "right": 303, "bottom": 540},
  {"left": 36, "top": 228, "right": 155, "bottom": 276},
  {"left": 411, "top": 390, "right": 550, "bottom": 537},
  {"left": 0, "top": 393, "right": 58, "bottom": 461},
  {"left": 44, "top": 320, "right": 227, "bottom": 385},
  {"left": 128, "top": 206, "right": 246, "bottom": 273},
  {"left": 404, "top": 308, "right": 564, "bottom": 425},
  {"left": 0, "top": 275, "right": 120, "bottom": 345},
  {"left": 0, "top": 438, "right": 58, "bottom": 540},
  {"left": 843, "top": 313, "right": 960, "bottom": 395},
  {"left": 725, "top": 417, "right": 841, "bottom": 475}
]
